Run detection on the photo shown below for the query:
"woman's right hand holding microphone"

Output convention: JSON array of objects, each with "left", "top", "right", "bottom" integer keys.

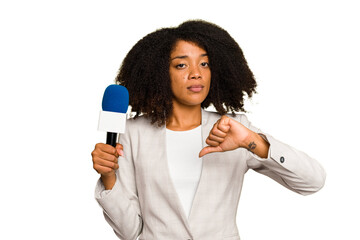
[{"left": 92, "top": 143, "right": 124, "bottom": 190}]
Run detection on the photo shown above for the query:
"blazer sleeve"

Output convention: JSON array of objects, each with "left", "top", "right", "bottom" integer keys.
[
  {"left": 239, "top": 114, "right": 326, "bottom": 195},
  {"left": 94, "top": 126, "right": 143, "bottom": 240}
]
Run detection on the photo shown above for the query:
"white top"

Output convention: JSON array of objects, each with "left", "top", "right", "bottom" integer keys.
[{"left": 166, "top": 125, "right": 203, "bottom": 219}]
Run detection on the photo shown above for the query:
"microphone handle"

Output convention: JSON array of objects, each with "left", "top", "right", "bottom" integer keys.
[{"left": 106, "top": 132, "right": 117, "bottom": 147}]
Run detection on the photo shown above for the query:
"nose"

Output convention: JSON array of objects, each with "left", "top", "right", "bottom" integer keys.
[{"left": 189, "top": 65, "right": 202, "bottom": 80}]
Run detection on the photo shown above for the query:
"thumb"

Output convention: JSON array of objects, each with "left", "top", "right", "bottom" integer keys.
[
  {"left": 199, "top": 146, "right": 223, "bottom": 158},
  {"left": 115, "top": 143, "right": 124, "bottom": 156}
]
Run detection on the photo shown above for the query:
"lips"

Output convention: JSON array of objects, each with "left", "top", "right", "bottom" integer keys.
[{"left": 187, "top": 85, "right": 204, "bottom": 93}]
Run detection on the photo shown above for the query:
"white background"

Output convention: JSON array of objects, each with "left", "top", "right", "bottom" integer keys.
[{"left": 1, "top": 0, "right": 359, "bottom": 239}]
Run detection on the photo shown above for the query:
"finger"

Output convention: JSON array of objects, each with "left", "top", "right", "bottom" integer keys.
[
  {"left": 96, "top": 151, "right": 119, "bottom": 163},
  {"left": 116, "top": 144, "right": 124, "bottom": 156},
  {"left": 199, "top": 146, "right": 223, "bottom": 158},
  {"left": 207, "top": 121, "right": 227, "bottom": 140},
  {"left": 207, "top": 133, "right": 225, "bottom": 143},
  {"left": 206, "top": 138, "right": 220, "bottom": 147},
  {"left": 95, "top": 158, "right": 119, "bottom": 170},
  {"left": 116, "top": 143, "right": 123, "bottom": 149},
  {"left": 217, "top": 116, "right": 231, "bottom": 133},
  {"left": 210, "top": 126, "right": 227, "bottom": 138},
  {"left": 96, "top": 143, "right": 118, "bottom": 156}
]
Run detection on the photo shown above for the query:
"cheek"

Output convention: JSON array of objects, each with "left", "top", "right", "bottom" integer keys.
[
  {"left": 171, "top": 73, "right": 187, "bottom": 88},
  {"left": 205, "top": 72, "right": 211, "bottom": 88},
  {"left": 170, "top": 75, "right": 185, "bottom": 96}
]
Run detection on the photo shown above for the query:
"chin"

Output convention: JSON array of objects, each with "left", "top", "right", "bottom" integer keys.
[
  {"left": 173, "top": 93, "right": 208, "bottom": 107},
  {"left": 184, "top": 99, "right": 206, "bottom": 106}
]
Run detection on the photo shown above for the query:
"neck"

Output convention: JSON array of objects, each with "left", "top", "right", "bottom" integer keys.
[{"left": 166, "top": 103, "right": 202, "bottom": 131}]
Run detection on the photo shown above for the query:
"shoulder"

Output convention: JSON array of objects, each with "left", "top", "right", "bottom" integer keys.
[
  {"left": 125, "top": 114, "right": 162, "bottom": 134},
  {"left": 203, "top": 109, "right": 250, "bottom": 127},
  {"left": 120, "top": 114, "right": 163, "bottom": 145},
  {"left": 126, "top": 114, "right": 150, "bottom": 127}
]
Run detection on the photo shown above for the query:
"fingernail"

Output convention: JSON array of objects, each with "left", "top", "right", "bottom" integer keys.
[{"left": 119, "top": 149, "right": 124, "bottom": 156}]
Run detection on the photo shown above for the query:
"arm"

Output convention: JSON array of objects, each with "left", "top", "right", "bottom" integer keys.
[
  {"left": 199, "top": 114, "right": 269, "bottom": 158},
  {"left": 93, "top": 129, "right": 143, "bottom": 240},
  {"left": 199, "top": 114, "right": 326, "bottom": 195},
  {"left": 242, "top": 129, "right": 270, "bottom": 159}
]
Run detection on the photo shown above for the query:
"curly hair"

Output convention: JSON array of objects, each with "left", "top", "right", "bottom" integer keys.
[{"left": 116, "top": 20, "right": 257, "bottom": 127}]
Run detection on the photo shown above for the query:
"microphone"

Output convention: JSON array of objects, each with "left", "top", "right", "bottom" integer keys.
[{"left": 98, "top": 84, "right": 129, "bottom": 147}]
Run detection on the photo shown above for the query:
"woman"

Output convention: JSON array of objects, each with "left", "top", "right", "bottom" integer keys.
[{"left": 92, "top": 20, "right": 326, "bottom": 240}]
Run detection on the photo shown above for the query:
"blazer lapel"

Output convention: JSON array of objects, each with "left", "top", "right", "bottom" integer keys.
[
  {"left": 188, "top": 109, "right": 212, "bottom": 225},
  {"left": 160, "top": 123, "right": 191, "bottom": 232},
  {"left": 160, "top": 109, "right": 214, "bottom": 232}
]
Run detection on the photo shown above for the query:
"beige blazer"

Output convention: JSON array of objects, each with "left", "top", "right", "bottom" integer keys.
[{"left": 95, "top": 109, "right": 326, "bottom": 240}]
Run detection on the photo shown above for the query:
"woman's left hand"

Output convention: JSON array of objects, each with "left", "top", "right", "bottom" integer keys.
[{"left": 199, "top": 115, "right": 269, "bottom": 158}]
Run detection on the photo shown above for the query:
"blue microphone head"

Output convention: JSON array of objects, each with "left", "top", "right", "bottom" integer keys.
[{"left": 102, "top": 84, "right": 129, "bottom": 113}]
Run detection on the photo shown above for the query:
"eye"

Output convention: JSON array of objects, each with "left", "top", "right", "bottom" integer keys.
[
  {"left": 201, "top": 62, "right": 209, "bottom": 67},
  {"left": 176, "top": 63, "right": 186, "bottom": 69}
]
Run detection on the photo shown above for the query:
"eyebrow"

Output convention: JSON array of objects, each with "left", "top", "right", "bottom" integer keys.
[{"left": 170, "top": 53, "right": 208, "bottom": 61}]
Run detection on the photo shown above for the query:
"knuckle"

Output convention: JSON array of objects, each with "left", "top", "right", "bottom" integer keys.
[
  {"left": 206, "top": 138, "right": 217, "bottom": 146},
  {"left": 93, "top": 163, "right": 99, "bottom": 172},
  {"left": 112, "top": 162, "right": 116, "bottom": 168},
  {"left": 96, "top": 152, "right": 103, "bottom": 160},
  {"left": 220, "top": 115, "right": 228, "bottom": 123},
  {"left": 213, "top": 128, "right": 221, "bottom": 134},
  {"left": 92, "top": 150, "right": 99, "bottom": 157},
  {"left": 94, "top": 157, "right": 101, "bottom": 165}
]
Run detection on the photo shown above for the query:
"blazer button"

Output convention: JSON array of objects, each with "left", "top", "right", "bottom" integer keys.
[{"left": 280, "top": 156, "right": 285, "bottom": 163}]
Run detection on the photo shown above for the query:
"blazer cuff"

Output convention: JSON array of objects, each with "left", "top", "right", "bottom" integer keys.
[
  {"left": 94, "top": 173, "right": 123, "bottom": 204},
  {"left": 247, "top": 133, "right": 292, "bottom": 171},
  {"left": 95, "top": 177, "right": 117, "bottom": 199},
  {"left": 248, "top": 132, "right": 326, "bottom": 192}
]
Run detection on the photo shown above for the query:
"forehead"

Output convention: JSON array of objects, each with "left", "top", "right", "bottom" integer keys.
[{"left": 171, "top": 40, "right": 207, "bottom": 56}]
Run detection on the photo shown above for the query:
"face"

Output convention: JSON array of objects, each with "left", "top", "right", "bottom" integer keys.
[{"left": 169, "top": 40, "right": 211, "bottom": 108}]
